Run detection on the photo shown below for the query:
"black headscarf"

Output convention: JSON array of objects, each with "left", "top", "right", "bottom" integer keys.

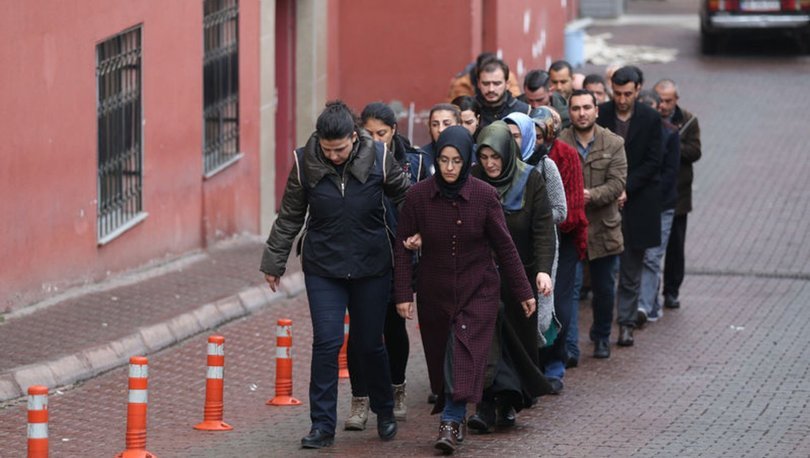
[{"left": 433, "top": 126, "right": 474, "bottom": 199}]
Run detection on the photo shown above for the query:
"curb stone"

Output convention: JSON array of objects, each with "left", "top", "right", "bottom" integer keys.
[{"left": 1, "top": 282, "right": 302, "bottom": 402}]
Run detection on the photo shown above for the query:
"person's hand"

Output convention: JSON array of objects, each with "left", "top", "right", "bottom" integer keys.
[
  {"left": 583, "top": 188, "right": 591, "bottom": 205},
  {"left": 403, "top": 233, "right": 422, "bottom": 251},
  {"left": 618, "top": 190, "right": 627, "bottom": 210},
  {"left": 521, "top": 297, "right": 537, "bottom": 318},
  {"left": 536, "top": 272, "right": 553, "bottom": 297},
  {"left": 396, "top": 302, "right": 414, "bottom": 320},
  {"left": 265, "top": 274, "right": 280, "bottom": 292}
]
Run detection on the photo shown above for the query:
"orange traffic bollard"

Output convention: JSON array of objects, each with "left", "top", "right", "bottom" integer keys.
[
  {"left": 267, "top": 319, "right": 302, "bottom": 406},
  {"left": 194, "top": 335, "right": 232, "bottom": 431},
  {"left": 115, "top": 356, "right": 157, "bottom": 458},
  {"left": 338, "top": 310, "right": 350, "bottom": 379},
  {"left": 27, "top": 385, "right": 48, "bottom": 458}
]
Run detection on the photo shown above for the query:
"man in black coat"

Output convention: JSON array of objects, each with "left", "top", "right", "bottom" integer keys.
[
  {"left": 596, "top": 66, "right": 663, "bottom": 348},
  {"left": 475, "top": 58, "right": 530, "bottom": 128}
]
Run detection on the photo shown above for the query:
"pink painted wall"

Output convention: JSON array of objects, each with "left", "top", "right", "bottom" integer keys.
[
  {"left": 0, "top": 1, "right": 260, "bottom": 311},
  {"left": 330, "top": 0, "right": 568, "bottom": 145}
]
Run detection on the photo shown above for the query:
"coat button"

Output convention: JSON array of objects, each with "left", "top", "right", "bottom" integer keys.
[
  {"left": 461, "top": 324, "right": 466, "bottom": 330},
  {"left": 452, "top": 202, "right": 457, "bottom": 207},
  {"left": 456, "top": 220, "right": 462, "bottom": 225}
]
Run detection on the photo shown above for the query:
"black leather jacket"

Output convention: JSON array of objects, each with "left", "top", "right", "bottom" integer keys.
[{"left": 260, "top": 130, "right": 410, "bottom": 278}]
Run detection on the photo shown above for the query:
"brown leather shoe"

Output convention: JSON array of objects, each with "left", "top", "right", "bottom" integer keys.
[
  {"left": 618, "top": 325, "right": 634, "bottom": 347},
  {"left": 434, "top": 420, "right": 459, "bottom": 454}
]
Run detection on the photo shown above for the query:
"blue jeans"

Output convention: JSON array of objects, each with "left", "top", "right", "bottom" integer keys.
[
  {"left": 441, "top": 396, "right": 467, "bottom": 423},
  {"left": 566, "top": 260, "right": 584, "bottom": 360},
  {"left": 544, "top": 232, "right": 578, "bottom": 378},
  {"left": 588, "top": 255, "right": 619, "bottom": 342},
  {"left": 305, "top": 273, "right": 394, "bottom": 434},
  {"left": 638, "top": 209, "right": 675, "bottom": 317}
]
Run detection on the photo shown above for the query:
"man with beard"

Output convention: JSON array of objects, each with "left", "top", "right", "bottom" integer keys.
[
  {"left": 559, "top": 89, "right": 627, "bottom": 359},
  {"left": 476, "top": 57, "right": 530, "bottom": 128},
  {"left": 597, "top": 66, "right": 663, "bottom": 348}
]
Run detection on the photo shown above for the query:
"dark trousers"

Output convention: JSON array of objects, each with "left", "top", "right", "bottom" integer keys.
[
  {"left": 616, "top": 246, "right": 646, "bottom": 327},
  {"left": 663, "top": 214, "right": 688, "bottom": 299},
  {"left": 305, "top": 274, "right": 394, "bottom": 434},
  {"left": 348, "top": 298, "right": 410, "bottom": 395},
  {"left": 588, "top": 254, "right": 619, "bottom": 342},
  {"left": 541, "top": 232, "right": 578, "bottom": 368}
]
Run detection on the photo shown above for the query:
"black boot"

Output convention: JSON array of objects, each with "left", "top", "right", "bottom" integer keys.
[
  {"left": 467, "top": 400, "right": 495, "bottom": 433},
  {"left": 301, "top": 428, "right": 334, "bottom": 449},
  {"left": 377, "top": 412, "right": 397, "bottom": 441},
  {"left": 496, "top": 399, "right": 516, "bottom": 427}
]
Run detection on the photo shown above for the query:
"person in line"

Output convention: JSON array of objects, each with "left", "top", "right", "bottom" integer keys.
[
  {"left": 635, "top": 91, "right": 680, "bottom": 324},
  {"left": 342, "top": 102, "right": 430, "bottom": 431},
  {"left": 467, "top": 121, "right": 555, "bottom": 432},
  {"left": 260, "top": 101, "right": 410, "bottom": 449},
  {"left": 530, "top": 106, "right": 588, "bottom": 374},
  {"left": 653, "top": 78, "right": 702, "bottom": 311},
  {"left": 559, "top": 89, "right": 627, "bottom": 359},
  {"left": 422, "top": 103, "right": 462, "bottom": 173},
  {"left": 583, "top": 73, "right": 610, "bottom": 104},
  {"left": 597, "top": 66, "right": 663, "bottom": 349},
  {"left": 448, "top": 51, "right": 521, "bottom": 101},
  {"left": 393, "top": 126, "right": 537, "bottom": 454},
  {"left": 451, "top": 95, "right": 482, "bottom": 140},
  {"left": 475, "top": 57, "right": 531, "bottom": 128}
]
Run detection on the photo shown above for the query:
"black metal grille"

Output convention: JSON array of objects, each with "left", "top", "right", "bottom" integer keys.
[
  {"left": 96, "top": 27, "right": 143, "bottom": 242},
  {"left": 203, "top": 0, "right": 240, "bottom": 173}
]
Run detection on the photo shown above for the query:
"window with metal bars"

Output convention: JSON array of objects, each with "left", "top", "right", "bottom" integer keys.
[
  {"left": 203, "top": 0, "right": 240, "bottom": 175},
  {"left": 96, "top": 27, "right": 144, "bottom": 244}
]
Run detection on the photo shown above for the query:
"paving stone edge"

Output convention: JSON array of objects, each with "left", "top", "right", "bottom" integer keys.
[{"left": 0, "top": 272, "right": 305, "bottom": 403}]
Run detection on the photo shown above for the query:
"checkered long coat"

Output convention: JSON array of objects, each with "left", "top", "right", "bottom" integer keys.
[{"left": 393, "top": 176, "right": 533, "bottom": 410}]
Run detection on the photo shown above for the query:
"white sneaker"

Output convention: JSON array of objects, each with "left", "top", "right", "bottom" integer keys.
[
  {"left": 344, "top": 396, "right": 369, "bottom": 431},
  {"left": 393, "top": 382, "right": 407, "bottom": 421}
]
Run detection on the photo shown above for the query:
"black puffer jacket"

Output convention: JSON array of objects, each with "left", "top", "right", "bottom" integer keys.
[{"left": 260, "top": 130, "right": 410, "bottom": 279}]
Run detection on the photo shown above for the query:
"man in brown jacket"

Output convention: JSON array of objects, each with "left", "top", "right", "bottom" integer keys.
[
  {"left": 654, "top": 79, "right": 702, "bottom": 310},
  {"left": 560, "top": 89, "right": 627, "bottom": 359}
]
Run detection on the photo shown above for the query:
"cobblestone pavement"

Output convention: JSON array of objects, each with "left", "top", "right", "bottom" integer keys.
[{"left": 2, "top": 2, "right": 810, "bottom": 456}]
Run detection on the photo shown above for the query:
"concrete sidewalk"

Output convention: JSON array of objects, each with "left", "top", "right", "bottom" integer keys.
[{"left": 0, "top": 237, "right": 304, "bottom": 403}]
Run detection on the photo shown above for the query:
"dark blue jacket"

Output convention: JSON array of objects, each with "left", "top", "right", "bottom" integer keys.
[
  {"left": 260, "top": 130, "right": 410, "bottom": 279},
  {"left": 660, "top": 123, "right": 680, "bottom": 210}
]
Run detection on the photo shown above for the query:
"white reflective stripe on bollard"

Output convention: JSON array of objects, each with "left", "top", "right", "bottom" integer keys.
[
  {"left": 276, "top": 346, "right": 291, "bottom": 359},
  {"left": 28, "top": 394, "right": 48, "bottom": 410},
  {"left": 129, "top": 364, "right": 148, "bottom": 378},
  {"left": 207, "top": 366, "right": 224, "bottom": 379},
  {"left": 128, "top": 389, "right": 148, "bottom": 404},
  {"left": 276, "top": 325, "right": 291, "bottom": 337},
  {"left": 27, "top": 423, "right": 48, "bottom": 439},
  {"left": 207, "top": 342, "right": 225, "bottom": 356}
]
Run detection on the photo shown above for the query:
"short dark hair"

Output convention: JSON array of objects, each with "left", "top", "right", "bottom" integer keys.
[
  {"left": 569, "top": 88, "right": 597, "bottom": 106},
  {"left": 451, "top": 95, "right": 480, "bottom": 115},
  {"left": 583, "top": 73, "right": 607, "bottom": 88},
  {"left": 626, "top": 65, "right": 644, "bottom": 86},
  {"left": 524, "top": 69, "right": 550, "bottom": 92},
  {"left": 477, "top": 57, "right": 510, "bottom": 82},
  {"left": 638, "top": 89, "right": 660, "bottom": 107},
  {"left": 360, "top": 102, "right": 397, "bottom": 129},
  {"left": 611, "top": 66, "right": 642, "bottom": 87},
  {"left": 548, "top": 60, "right": 573, "bottom": 75},
  {"left": 316, "top": 100, "right": 357, "bottom": 140},
  {"left": 429, "top": 103, "right": 461, "bottom": 124}
]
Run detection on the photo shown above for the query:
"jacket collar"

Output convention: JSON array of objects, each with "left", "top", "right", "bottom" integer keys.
[
  {"left": 429, "top": 175, "right": 474, "bottom": 201},
  {"left": 302, "top": 130, "right": 378, "bottom": 188}
]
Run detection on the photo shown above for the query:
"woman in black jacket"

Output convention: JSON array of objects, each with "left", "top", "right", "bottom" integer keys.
[{"left": 260, "top": 101, "right": 410, "bottom": 449}]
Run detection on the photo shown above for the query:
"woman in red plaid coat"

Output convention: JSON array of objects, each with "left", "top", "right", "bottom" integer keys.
[{"left": 393, "top": 126, "right": 536, "bottom": 454}]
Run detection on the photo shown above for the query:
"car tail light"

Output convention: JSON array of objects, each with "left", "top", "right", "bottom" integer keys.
[
  {"left": 707, "top": 0, "right": 740, "bottom": 11},
  {"left": 780, "top": 0, "right": 810, "bottom": 9}
]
